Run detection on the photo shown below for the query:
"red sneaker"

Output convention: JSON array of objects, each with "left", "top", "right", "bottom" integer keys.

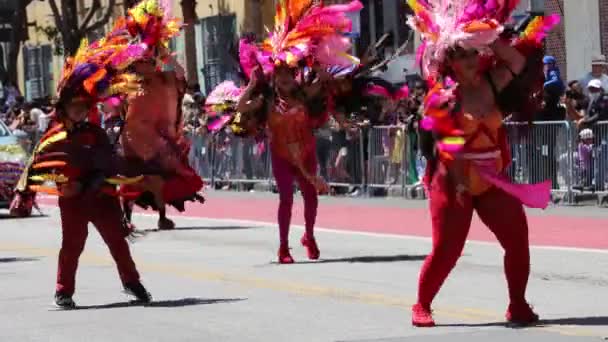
[
  {"left": 278, "top": 246, "right": 294, "bottom": 264},
  {"left": 411, "top": 303, "right": 435, "bottom": 327},
  {"left": 301, "top": 235, "right": 320, "bottom": 260},
  {"left": 506, "top": 302, "right": 539, "bottom": 325}
]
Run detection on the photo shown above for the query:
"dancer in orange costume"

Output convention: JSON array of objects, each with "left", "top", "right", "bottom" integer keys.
[
  {"left": 116, "top": 0, "right": 205, "bottom": 231},
  {"left": 406, "top": 0, "right": 559, "bottom": 327},
  {"left": 234, "top": 0, "right": 363, "bottom": 263}
]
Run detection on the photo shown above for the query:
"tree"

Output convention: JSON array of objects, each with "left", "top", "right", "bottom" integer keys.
[
  {"left": 181, "top": 0, "right": 199, "bottom": 85},
  {"left": 0, "top": 0, "right": 32, "bottom": 87},
  {"left": 244, "top": 0, "right": 263, "bottom": 36},
  {"left": 47, "top": 0, "right": 117, "bottom": 56}
]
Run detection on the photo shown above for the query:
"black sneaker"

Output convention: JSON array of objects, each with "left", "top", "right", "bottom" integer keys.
[
  {"left": 157, "top": 217, "right": 175, "bottom": 230},
  {"left": 54, "top": 292, "right": 76, "bottom": 309},
  {"left": 123, "top": 282, "right": 152, "bottom": 303}
]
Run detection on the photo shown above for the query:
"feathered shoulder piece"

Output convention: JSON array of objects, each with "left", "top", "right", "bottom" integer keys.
[
  {"left": 515, "top": 14, "right": 560, "bottom": 50},
  {"left": 419, "top": 77, "right": 465, "bottom": 161},
  {"left": 21, "top": 121, "right": 144, "bottom": 197},
  {"left": 260, "top": 0, "right": 363, "bottom": 69}
]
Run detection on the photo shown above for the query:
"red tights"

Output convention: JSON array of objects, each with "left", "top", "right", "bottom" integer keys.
[
  {"left": 417, "top": 168, "right": 531, "bottom": 308},
  {"left": 271, "top": 151, "right": 318, "bottom": 248}
]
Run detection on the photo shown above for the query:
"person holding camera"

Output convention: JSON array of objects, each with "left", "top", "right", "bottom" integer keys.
[{"left": 565, "top": 80, "right": 588, "bottom": 123}]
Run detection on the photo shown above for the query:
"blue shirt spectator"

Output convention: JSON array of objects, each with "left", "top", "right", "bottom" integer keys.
[{"left": 543, "top": 55, "right": 565, "bottom": 95}]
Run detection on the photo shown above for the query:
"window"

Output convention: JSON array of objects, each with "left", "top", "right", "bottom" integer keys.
[
  {"left": 23, "top": 44, "right": 53, "bottom": 101},
  {"left": 200, "top": 14, "right": 237, "bottom": 94}
]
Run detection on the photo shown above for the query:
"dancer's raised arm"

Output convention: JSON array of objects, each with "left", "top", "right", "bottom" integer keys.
[{"left": 489, "top": 39, "right": 526, "bottom": 91}]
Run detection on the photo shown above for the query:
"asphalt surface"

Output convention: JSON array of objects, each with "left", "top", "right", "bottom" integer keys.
[{"left": 0, "top": 195, "right": 607, "bottom": 341}]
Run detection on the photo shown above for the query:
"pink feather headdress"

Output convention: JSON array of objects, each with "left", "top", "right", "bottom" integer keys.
[
  {"left": 205, "top": 81, "right": 243, "bottom": 116},
  {"left": 261, "top": 0, "right": 363, "bottom": 69},
  {"left": 407, "top": 0, "right": 521, "bottom": 79},
  {"left": 239, "top": 37, "right": 274, "bottom": 79}
]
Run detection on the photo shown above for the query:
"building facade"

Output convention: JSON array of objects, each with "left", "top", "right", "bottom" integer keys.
[
  {"left": 169, "top": 0, "right": 275, "bottom": 93},
  {"left": 19, "top": 0, "right": 608, "bottom": 98},
  {"left": 19, "top": 0, "right": 123, "bottom": 101},
  {"left": 544, "top": 0, "right": 608, "bottom": 82}
]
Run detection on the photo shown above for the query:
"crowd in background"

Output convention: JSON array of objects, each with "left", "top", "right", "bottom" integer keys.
[
  {"left": 3, "top": 59, "right": 608, "bottom": 198},
  {"left": 0, "top": 89, "right": 54, "bottom": 154},
  {"left": 178, "top": 57, "right": 608, "bottom": 197}
]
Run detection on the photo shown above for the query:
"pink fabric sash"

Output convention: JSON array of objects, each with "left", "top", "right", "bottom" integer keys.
[{"left": 474, "top": 159, "right": 552, "bottom": 209}]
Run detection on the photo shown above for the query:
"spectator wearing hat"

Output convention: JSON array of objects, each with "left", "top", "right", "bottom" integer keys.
[
  {"left": 536, "top": 56, "right": 565, "bottom": 122},
  {"left": 543, "top": 55, "right": 565, "bottom": 95},
  {"left": 580, "top": 54, "right": 608, "bottom": 95},
  {"left": 580, "top": 79, "right": 608, "bottom": 191},
  {"left": 578, "top": 79, "right": 608, "bottom": 128}
]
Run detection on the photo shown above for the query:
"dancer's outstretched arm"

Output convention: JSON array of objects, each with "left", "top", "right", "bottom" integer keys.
[{"left": 237, "top": 66, "right": 265, "bottom": 114}]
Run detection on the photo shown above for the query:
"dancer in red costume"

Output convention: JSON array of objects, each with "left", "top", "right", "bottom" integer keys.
[
  {"left": 237, "top": 65, "right": 330, "bottom": 264},
  {"left": 117, "top": 1, "right": 204, "bottom": 231},
  {"left": 406, "top": 0, "right": 560, "bottom": 327},
  {"left": 13, "top": 25, "right": 159, "bottom": 307},
  {"left": 50, "top": 95, "right": 152, "bottom": 308},
  {"left": 121, "top": 56, "right": 204, "bottom": 231},
  {"left": 233, "top": 0, "right": 363, "bottom": 264}
]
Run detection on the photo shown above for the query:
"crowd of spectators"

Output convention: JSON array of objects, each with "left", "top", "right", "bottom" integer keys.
[
  {"left": 509, "top": 53, "right": 608, "bottom": 193},
  {"left": 2, "top": 57, "right": 608, "bottom": 198},
  {"left": 180, "top": 58, "right": 608, "bottom": 196},
  {"left": 0, "top": 87, "right": 54, "bottom": 153}
]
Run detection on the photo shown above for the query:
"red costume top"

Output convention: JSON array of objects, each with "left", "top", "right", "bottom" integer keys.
[{"left": 267, "top": 101, "right": 316, "bottom": 164}]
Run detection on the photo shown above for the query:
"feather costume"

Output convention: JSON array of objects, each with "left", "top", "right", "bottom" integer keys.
[
  {"left": 16, "top": 0, "right": 177, "bottom": 198},
  {"left": 238, "top": 0, "right": 363, "bottom": 78},
  {"left": 407, "top": 0, "right": 560, "bottom": 159},
  {"left": 205, "top": 81, "right": 244, "bottom": 133}
]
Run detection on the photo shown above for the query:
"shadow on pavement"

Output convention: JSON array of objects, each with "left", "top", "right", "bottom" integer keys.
[
  {"left": 435, "top": 322, "right": 509, "bottom": 328},
  {"left": 540, "top": 316, "right": 608, "bottom": 326},
  {"left": 136, "top": 226, "right": 258, "bottom": 233},
  {"left": 0, "top": 257, "right": 40, "bottom": 263},
  {"left": 437, "top": 315, "right": 608, "bottom": 328},
  {"left": 273, "top": 254, "right": 427, "bottom": 265},
  {"left": 71, "top": 297, "right": 245, "bottom": 310},
  {"left": 0, "top": 213, "right": 48, "bottom": 220}
]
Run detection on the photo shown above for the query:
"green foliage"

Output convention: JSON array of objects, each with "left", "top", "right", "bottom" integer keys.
[{"left": 34, "top": 25, "right": 64, "bottom": 56}]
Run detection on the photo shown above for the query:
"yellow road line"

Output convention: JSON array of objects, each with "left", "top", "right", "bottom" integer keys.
[{"left": 0, "top": 242, "right": 605, "bottom": 338}]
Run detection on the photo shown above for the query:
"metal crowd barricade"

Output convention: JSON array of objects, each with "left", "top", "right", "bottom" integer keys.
[
  {"left": 187, "top": 131, "right": 213, "bottom": 183},
  {"left": 211, "top": 133, "right": 272, "bottom": 190},
  {"left": 588, "top": 121, "right": 608, "bottom": 196},
  {"left": 504, "top": 120, "right": 574, "bottom": 202},
  {"left": 185, "top": 119, "right": 608, "bottom": 205},
  {"left": 318, "top": 127, "right": 366, "bottom": 192},
  {"left": 367, "top": 125, "right": 408, "bottom": 195}
]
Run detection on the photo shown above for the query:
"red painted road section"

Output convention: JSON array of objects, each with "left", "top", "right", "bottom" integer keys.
[{"left": 38, "top": 195, "right": 608, "bottom": 250}]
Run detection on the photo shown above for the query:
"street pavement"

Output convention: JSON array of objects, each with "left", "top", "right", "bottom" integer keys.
[{"left": 0, "top": 191, "right": 607, "bottom": 341}]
